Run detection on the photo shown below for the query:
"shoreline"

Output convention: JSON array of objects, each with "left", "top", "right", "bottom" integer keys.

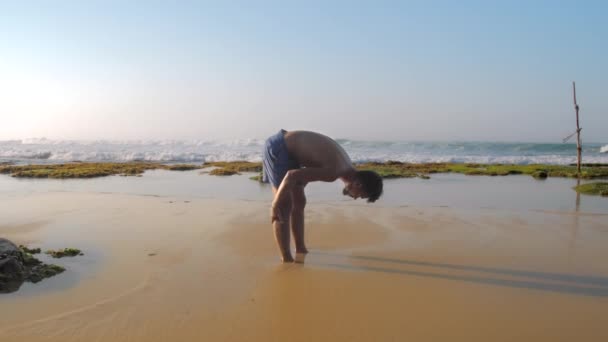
[{"left": 1, "top": 170, "right": 607, "bottom": 213}]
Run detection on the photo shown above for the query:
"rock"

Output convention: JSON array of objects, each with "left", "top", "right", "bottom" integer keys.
[
  {"left": 0, "top": 238, "right": 20, "bottom": 255},
  {"left": 45, "top": 248, "right": 82, "bottom": 258},
  {"left": 0, "top": 238, "right": 67, "bottom": 293},
  {"left": 27, "top": 264, "right": 65, "bottom": 283},
  {"left": 19, "top": 245, "right": 41, "bottom": 254},
  {"left": 0, "top": 257, "right": 24, "bottom": 278},
  {"left": 533, "top": 171, "right": 548, "bottom": 179},
  {"left": 0, "top": 238, "right": 25, "bottom": 293}
]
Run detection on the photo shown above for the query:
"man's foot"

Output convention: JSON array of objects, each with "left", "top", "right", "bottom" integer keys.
[
  {"left": 295, "top": 247, "right": 309, "bottom": 254},
  {"left": 294, "top": 252, "right": 307, "bottom": 264},
  {"left": 281, "top": 255, "right": 295, "bottom": 263}
]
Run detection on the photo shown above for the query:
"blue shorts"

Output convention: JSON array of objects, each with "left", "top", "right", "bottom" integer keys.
[{"left": 262, "top": 129, "right": 300, "bottom": 188}]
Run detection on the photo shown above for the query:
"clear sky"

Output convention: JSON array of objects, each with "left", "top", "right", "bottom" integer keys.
[{"left": 0, "top": 1, "right": 606, "bottom": 142}]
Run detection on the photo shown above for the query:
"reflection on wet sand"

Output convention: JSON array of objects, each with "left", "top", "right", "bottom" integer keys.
[{"left": 569, "top": 178, "right": 581, "bottom": 261}]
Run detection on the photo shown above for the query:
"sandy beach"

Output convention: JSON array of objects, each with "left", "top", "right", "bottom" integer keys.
[
  {"left": 3, "top": 1, "right": 607, "bottom": 340},
  {"left": 1, "top": 171, "right": 608, "bottom": 341}
]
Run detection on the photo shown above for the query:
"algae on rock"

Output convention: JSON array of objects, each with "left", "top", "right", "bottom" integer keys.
[
  {"left": 1, "top": 239, "right": 68, "bottom": 293},
  {"left": 574, "top": 182, "right": 608, "bottom": 197},
  {"left": 45, "top": 248, "right": 83, "bottom": 258}
]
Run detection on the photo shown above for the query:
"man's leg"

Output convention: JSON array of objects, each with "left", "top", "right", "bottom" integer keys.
[
  {"left": 290, "top": 185, "right": 308, "bottom": 254},
  {"left": 272, "top": 187, "right": 293, "bottom": 262}
]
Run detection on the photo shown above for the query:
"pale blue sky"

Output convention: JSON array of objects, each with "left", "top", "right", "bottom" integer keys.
[{"left": 0, "top": 1, "right": 606, "bottom": 142}]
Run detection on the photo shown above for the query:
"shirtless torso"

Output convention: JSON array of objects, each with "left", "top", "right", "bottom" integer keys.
[{"left": 283, "top": 130, "right": 354, "bottom": 179}]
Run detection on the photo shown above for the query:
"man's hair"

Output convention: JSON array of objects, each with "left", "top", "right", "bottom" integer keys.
[{"left": 356, "top": 170, "right": 383, "bottom": 203}]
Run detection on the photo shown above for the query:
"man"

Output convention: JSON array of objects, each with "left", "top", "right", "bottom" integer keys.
[{"left": 263, "top": 129, "right": 383, "bottom": 262}]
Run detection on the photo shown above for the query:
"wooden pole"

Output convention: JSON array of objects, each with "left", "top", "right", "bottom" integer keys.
[{"left": 573, "top": 81, "right": 582, "bottom": 175}]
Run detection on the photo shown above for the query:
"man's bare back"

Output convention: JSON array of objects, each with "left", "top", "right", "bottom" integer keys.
[{"left": 284, "top": 130, "right": 354, "bottom": 178}]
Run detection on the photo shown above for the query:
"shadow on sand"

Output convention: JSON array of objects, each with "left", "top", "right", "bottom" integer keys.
[{"left": 310, "top": 252, "right": 608, "bottom": 298}]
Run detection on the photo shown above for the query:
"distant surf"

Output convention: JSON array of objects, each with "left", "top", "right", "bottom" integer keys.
[{"left": 1, "top": 138, "right": 607, "bottom": 165}]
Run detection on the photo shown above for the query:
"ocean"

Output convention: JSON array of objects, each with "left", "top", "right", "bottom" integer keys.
[{"left": 1, "top": 138, "right": 607, "bottom": 165}]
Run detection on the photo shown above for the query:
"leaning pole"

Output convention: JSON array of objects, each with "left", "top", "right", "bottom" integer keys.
[{"left": 572, "top": 81, "right": 582, "bottom": 175}]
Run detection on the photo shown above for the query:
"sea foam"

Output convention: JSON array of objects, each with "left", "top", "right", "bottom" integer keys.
[{"left": 1, "top": 139, "right": 607, "bottom": 165}]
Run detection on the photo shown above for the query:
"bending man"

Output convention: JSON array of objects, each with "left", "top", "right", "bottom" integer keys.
[{"left": 262, "top": 129, "right": 383, "bottom": 262}]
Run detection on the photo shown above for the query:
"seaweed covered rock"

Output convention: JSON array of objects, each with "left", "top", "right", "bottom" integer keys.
[
  {"left": 209, "top": 168, "right": 239, "bottom": 176},
  {"left": 0, "top": 238, "right": 67, "bottom": 293},
  {"left": 0, "top": 162, "right": 201, "bottom": 179},
  {"left": 533, "top": 170, "right": 548, "bottom": 179},
  {"left": 574, "top": 182, "right": 608, "bottom": 197},
  {"left": 0, "top": 260, "right": 25, "bottom": 293},
  {"left": 26, "top": 264, "right": 65, "bottom": 283},
  {"left": 45, "top": 248, "right": 83, "bottom": 258},
  {"left": 0, "top": 239, "right": 25, "bottom": 293},
  {"left": 202, "top": 161, "right": 262, "bottom": 177},
  {"left": 20, "top": 245, "right": 41, "bottom": 254}
]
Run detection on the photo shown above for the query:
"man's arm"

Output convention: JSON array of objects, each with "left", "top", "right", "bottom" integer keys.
[{"left": 271, "top": 168, "right": 337, "bottom": 222}]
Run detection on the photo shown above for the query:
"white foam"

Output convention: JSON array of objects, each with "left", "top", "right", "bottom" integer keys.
[{"left": 2, "top": 139, "right": 608, "bottom": 165}]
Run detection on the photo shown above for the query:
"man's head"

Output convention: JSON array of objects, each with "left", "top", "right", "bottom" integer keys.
[{"left": 342, "top": 170, "right": 383, "bottom": 203}]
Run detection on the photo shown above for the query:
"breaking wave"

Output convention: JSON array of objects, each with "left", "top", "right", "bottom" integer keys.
[{"left": 1, "top": 139, "right": 607, "bottom": 165}]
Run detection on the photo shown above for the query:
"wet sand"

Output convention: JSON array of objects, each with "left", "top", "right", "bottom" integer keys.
[{"left": 1, "top": 174, "right": 608, "bottom": 341}]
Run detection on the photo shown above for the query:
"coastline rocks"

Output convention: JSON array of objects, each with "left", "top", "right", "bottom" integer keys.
[
  {"left": 533, "top": 170, "right": 548, "bottom": 179},
  {"left": 0, "top": 239, "right": 25, "bottom": 293},
  {"left": 573, "top": 182, "right": 608, "bottom": 197},
  {"left": 0, "top": 238, "right": 66, "bottom": 294},
  {"left": 46, "top": 248, "right": 83, "bottom": 258}
]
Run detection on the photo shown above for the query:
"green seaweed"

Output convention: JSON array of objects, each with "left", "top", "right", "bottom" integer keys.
[
  {"left": 532, "top": 170, "right": 548, "bottom": 179},
  {"left": 21, "top": 252, "right": 42, "bottom": 266},
  {"left": 3, "top": 161, "right": 608, "bottom": 181},
  {"left": 45, "top": 248, "right": 83, "bottom": 258},
  {"left": 203, "top": 161, "right": 262, "bottom": 172},
  {"left": 573, "top": 182, "right": 608, "bottom": 197},
  {"left": 19, "top": 245, "right": 41, "bottom": 254},
  {"left": 203, "top": 161, "right": 262, "bottom": 177},
  {"left": 209, "top": 168, "right": 239, "bottom": 176},
  {"left": 0, "top": 162, "right": 201, "bottom": 179},
  {"left": 356, "top": 162, "right": 608, "bottom": 180},
  {"left": 249, "top": 172, "right": 263, "bottom": 182},
  {"left": 27, "top": 264, "right": 65, "bottom": 283},
  {"left": 165, "top": 164, "right": 202, "bottom": 171},
  {"left": 571, "top": 163, "right": 608, "bottom": 167}
]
